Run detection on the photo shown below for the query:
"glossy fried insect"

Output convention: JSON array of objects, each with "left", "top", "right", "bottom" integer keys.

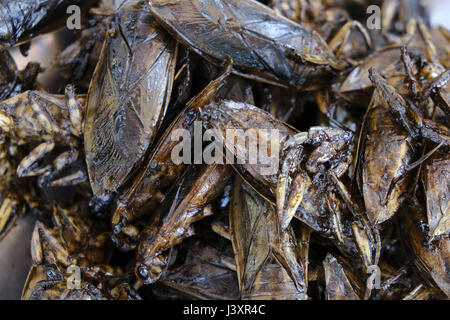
[
  {"left": 323, "top": 254, "right": 364, "bottom": 300},
  {"left": 84, "top": 0, "right": 178, "bottom": 200},
  {"left": 157, "top": 239, "right": 239, "bottom": 300},
  {"left": 360, "top": 88, "right": 416, "bottom": 225},
  {"left": 147, "top": 0, "right": 346, "bottom": 90},
  {"left": 110, "top": 68, "right": 232, "bottom": 250},
  {"left": 0, "top": 0, "right": 96, "bottom": 49},
  {"left": 421, "top": 149, "right": 449, "bottom": 241},
  {"left": 135, "top": 164, "right": 232, "bottom": 283},
  {"left": 198, "top": 99, "right": 353, "bottom": 232},
  {"left": 0, "top": 88, "right": 87, "bottom": 241},
  {"left": 24, "top": 200, "right": 141, "bottom": 300},
  {"left": 368, "top": 68, "right": 449, "bottom": 147},
  {"left": 344, "top": 45, "right": 449, "bottom": 226},
  {"left": 400, "top": 199, "right": 450, "bottom": 298}
]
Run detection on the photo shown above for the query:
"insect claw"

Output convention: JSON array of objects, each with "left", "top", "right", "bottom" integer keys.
[
  {"left": 0, "top": 194, "right": 21, "bottom": 241},
  {"left": 65, "top": 85, "right": 83, "bottom": 137},
  {"left": 276, "top": 147, "right": 308, "bottom": 230},
  {"left": 0, "top": 111, "right": 13, "bottom": 134},
  {"left": 17, "top": 141, "right": 55, "bottom": 177},
  {"left": 47, "top": 170, "right": 87, "bottom": 187},
  {"left": 211, "top": 220, "right": 231, "bottom": 240},
  {"left": 328, "top": 20, "right": 372, "bottom": 61},
  {"left": 29, "top": 94, "right": 59, "bottom": 136}
]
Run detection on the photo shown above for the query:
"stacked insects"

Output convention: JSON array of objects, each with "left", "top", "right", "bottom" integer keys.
[{"left": 0, "top": 0, "right": 448, "bottom": 300}]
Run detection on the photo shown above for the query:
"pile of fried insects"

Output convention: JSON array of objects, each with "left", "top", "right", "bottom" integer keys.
[{"left": 0, "top": 0, "right": 448, "bottom": 300}]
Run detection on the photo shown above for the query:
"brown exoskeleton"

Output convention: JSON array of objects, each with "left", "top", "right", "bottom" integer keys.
[
  {"left": 230, "top": 177, "right": 309, "bottom": 300},
  {"left": 157, "top": 239, "right": 240, "bottom": 300},
  {"left": 346, "top": 46, "right": 449, "bottom": 226},
  {"left": 340, "top": 18, "right": 449, "bottom": 105},
  {"left": 84, "top": 0, "right": 178, "bottom": 200},
  {"left": 135, "top": 164, "right": 232, "bottom": 284},
  {"left": 0, "top": 88, "right": 86, "bottom": 185},
  {"left": 399, "top": 199, "right": 450, "bottom": 298},
  {"left": 357, "top": 87, "right": 416, "bottom": 225},
  {"left": 420, "top": 149, "right": 449, "bottom": 241},
  {"left": 30, "top": 203, "right": 110, "bottom": 269},
  {"left": 197, "top": 97, "right": 382, "bottom": 297},
  {"left": 110, "top": 66, "right": 234, "bottom": 250},
  {"left": 368, "top": 68, "right": 449, "bottom": 147},
  {"left": 198, "top": 99, "right": 354, "bottom": 231},
  {"left": 322, "top": 253, "right": 365, "bottom": 300}
]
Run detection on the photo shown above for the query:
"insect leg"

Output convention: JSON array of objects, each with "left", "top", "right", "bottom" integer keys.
[
  {"left": 65, "top": 85, "right": 83, "bottom": 137},
  {"left": 0, "top": 111, "right": 13, "bottom": 136},
  {"left": 0, "top": 193, "right": 22, "bottom": 241},
  {"left": 31, "top": 220, "right": 71, "bottom": 267},
  {"left": 368, "top": 67, "right": 422, "bottom": 137},
  {"left": 17, "top": 141, "right": 55, "bottom": 177},
  {"left": 38, "top": 150, "right": 86, "bottom": 187},
  {"left": 277, "top": 146, "right": 308, "bottom": 230},
  {"left": 328, "top": 20, "right": 372, "bottom": 59}
]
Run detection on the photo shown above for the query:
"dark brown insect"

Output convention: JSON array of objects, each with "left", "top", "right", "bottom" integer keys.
[
  {"left": 84, "top": 0, "right": 178, "bottom": 199},
  {"left": 24, "top": 199, "right": 141, "bottom": 300},
  {"left": 0, "top": 88, "right": 87, "bottom": 240},
  {"left": 147, "top": 0, "right": 346, "bottom": 90},
  {"left": 0, "top": 0, "right": 96, "bottom": 49},
  {"left": 322, "top": 253, "right": 364, "bottom": 300},
  {"left": 0, "top": 89, "right": 86, "bottom": 185},
  {"left": 109, "top": 70, "right": 230, "bottom": 250},
  {"left": 360, "top": 88, "right": 415, "bottom": 225},
  {"left": 198, "top": 99, "right": 353, "bottom": 232}
]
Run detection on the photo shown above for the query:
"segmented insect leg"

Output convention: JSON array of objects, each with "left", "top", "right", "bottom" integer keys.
[
  {"left": 0, "top": 194, "right": 21, "bottom": 241},
  {"left": 65, "top": 85, "right": 83, "bottom": 137},
  {"left": 328, "top": 20, "right": 372, "bottom": 59},
  {"left": 17, "top": 141, "right": 55, "bottom": 177}
]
